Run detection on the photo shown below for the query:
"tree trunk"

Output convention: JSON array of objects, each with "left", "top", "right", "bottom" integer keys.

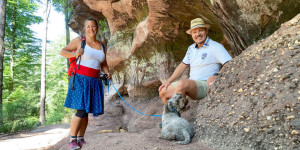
[
  {"left": 9, "top": 2, "right": 16, "bottom": 92},
  {"left": 0, "top": 0, "right": 7, "bottom": 126},
  {"left": 40, "top": 0, "right": 50, "bottom": 125},
  {"left": 64, "top": 3, "right": 71, "bottom": 80},
  {"left": 64, "top": 5, "right": 70, "bottom": 48},
  {"left": 64, "top": 5, "right": 70, "bottom": 72}
]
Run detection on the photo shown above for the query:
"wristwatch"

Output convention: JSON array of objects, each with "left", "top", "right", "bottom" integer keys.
[{"left": 213, "top": 72, "right": 220, "bottom": 76}]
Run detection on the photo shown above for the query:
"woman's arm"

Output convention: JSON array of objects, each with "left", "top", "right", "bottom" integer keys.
[
  {"left": 60, "top": 37, "right": 82, "bottom": 58},
  {"left": 101, "top": 45, "right": 110, "bottom": 78}
]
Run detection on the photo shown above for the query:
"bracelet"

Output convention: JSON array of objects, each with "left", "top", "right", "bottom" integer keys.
[{"left": 73, "top": 52, "right": 75, "bottom": 56}]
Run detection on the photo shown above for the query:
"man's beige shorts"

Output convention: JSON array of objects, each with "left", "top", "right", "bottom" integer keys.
[{"left": 171, "top": 80, "right": 207, "bottom": 100}]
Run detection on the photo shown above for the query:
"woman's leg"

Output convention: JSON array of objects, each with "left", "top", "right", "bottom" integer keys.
[
  {"left": 77, "top": 115, "right": 88, "bottom": 147},
  {"left": 68, "top": 112, "right": 85, "bottom": 149},
  {"left": 70, "top": 116, "right": 82, "bottom": 141},
  {"left": 70, "top": 110, "right": 87, "bottom": 141},
  {"left": 78, "top": 116, "right": 88, "bottom": 136}
]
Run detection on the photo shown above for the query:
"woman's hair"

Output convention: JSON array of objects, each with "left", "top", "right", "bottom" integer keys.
[{"left": 84, "top": 17, "right": 98, "bottom": 30}]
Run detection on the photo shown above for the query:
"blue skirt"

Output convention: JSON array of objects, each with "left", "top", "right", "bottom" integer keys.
[{"left": 64, "top": 74, "right": 104, "bottom": 116}]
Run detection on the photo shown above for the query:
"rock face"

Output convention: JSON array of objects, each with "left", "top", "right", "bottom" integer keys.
[
  {"left": 213, "top": 0, "right": 300, "bottom": 55},
  {"left": 197, "top": 14, "right": 300, "bottom": 150},
  {"left": 68, "top": 0, "right": 300, "bottom": 149},
  {"left": 71, "top": 0, "right": 226, "bottom": 100},
  {"left": 69, "top": 0, "right": 105, "bottom": 36},
  {"left": 70, "top": 0, "right": 299, "bottom": 100}
]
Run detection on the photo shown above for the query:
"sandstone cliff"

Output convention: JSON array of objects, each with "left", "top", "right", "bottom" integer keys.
[
  {"left": 70, "top": 0, "right": 299, "bottom": 100},
  {"left": 67, "top": 0, "right": 300, "bottom": 149}
]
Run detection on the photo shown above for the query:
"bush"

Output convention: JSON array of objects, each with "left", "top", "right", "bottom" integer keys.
[{"left": 0, "top": 86, "right": 39, "bottom": 133}]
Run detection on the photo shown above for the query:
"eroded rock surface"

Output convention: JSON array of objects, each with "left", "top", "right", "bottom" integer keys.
[
  {"left": 67, "top": 0, "right": 300, "bottom": 149},
  {"left": 196, "top": 14, "right": 300, "bottom": 150},
  {"left": 212, "top": 0, "right": 300, "bottom": 55},
  {"left": 70, "top": 0, "right": 299, "bottom": 100}
]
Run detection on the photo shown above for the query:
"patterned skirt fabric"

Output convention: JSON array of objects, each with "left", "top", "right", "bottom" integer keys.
[{"left": 64, "top": 74, "right": 104, "bottom": 116}]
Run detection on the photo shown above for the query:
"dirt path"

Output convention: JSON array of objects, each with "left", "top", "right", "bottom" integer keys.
[
  {"left": 49, "top": 125, "right": 214, "bottom": 150},
  {"left": 0, "top": 124, "right": 70, "bottom": 150},
  {"left": 0, "top": 97, "right": 214, "bottom": 150},
  {"left": 0, "top": 123, "right": 214, "bottom": 150}
]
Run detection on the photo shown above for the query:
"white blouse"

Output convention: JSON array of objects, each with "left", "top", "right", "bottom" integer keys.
[{"left": 77, "top": 44, "right": 105, "bottom": 70}]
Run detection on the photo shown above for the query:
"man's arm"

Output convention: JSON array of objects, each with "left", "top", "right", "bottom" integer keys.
[
  {"left": 158, "top": 62, "right": 189, "bottom": 91},
  {"left": 207, "top": 61, "right": 229, "bottom": 86},
  {"left": 219, "top": 61, "right": 229, "bottom": 72}
]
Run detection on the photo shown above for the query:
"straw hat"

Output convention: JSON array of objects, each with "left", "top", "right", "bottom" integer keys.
[{"left": 186, "top": 18, "right": 210, "bottom": 34}]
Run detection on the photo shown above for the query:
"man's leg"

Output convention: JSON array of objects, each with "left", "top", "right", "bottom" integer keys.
[
  {"left": 159, "top": 84, "right": 176, "bottom": 104},
  {"left": 174, "top": 79, "right": 198, "bottom": 99},
  {"left": 159, "top": 79, "right": 198, "bottom": 104}
]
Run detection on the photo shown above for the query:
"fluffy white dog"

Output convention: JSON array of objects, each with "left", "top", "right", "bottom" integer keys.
[{"left": 160, "top": 94, "right": 195, "bottom": 144}]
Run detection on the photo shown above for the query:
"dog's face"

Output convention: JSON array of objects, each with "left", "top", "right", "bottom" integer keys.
[{"left": 166, "top": 94, "right": 189, "bottom": 114}]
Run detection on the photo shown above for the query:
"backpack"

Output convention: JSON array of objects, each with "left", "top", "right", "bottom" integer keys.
[{"left": 67, "top": 36, "right": 106, "bottom": 76}]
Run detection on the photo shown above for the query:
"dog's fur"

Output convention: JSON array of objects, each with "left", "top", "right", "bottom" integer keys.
[{"left": 160, "top": 94, "right": 195, "bottom": 144}]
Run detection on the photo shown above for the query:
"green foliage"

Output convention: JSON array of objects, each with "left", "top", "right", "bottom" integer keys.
[
  {"left": 5, "top": 0, "right": 42, "bottom": 43},
  {"left": 52, "top": 0, "right": 72, "bottom": 13},
  {"left": 99, "top": 20, "right": 109, "bottom": 32},
  {"left": 0, "top": 86, "right": 39, "bottom": 133},
  {"left": 1, "top": 0, "right": 72, "bottom": 133},
  {"left": 45, "top": 37, "right": 71, "bottom": 124},
  {"left": 97, "top": 19, "right": 110, "bottom": 44},
  {"left": 52, "top": 0, "right": 73, "bottom": 22},
  {"left": 0, "top": 117, "right": 39, "bottom": 133},
  {"left": 2, "top": 0, "right": 42, "bottom": 133},
  {"left": 4, "top": 0, "right": 42, "bottom": 93},
  {"left": 0, "top": 36, "right": 72, "bottom": 133}
]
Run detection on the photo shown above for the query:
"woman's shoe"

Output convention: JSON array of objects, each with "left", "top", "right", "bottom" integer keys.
[
  {"left": 68, "top": 139, "right": 80, "bottom": 150},
  {"left": 77, "top": 138, "right": 87, "bottom": 148}
]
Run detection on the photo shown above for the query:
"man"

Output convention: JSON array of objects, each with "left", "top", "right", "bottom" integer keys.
[{"left": 158, "top": 18, "right": 232, "bottom": 104}]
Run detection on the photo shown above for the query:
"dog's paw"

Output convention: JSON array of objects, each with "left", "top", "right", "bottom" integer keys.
[
  {"left": 184, "top": 104, "right": 190, "bottom": 111},
  {"left": 175, "top": 140, "right": 189, "bottom": 145}
]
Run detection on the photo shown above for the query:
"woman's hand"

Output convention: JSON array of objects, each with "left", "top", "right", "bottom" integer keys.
[
  {"left": 158, "top": 82, "right": 171, "bottom": 91},
  {"left": 75, "top": 47, "right": 84, "bottom": 57},
  {"left": 106, "top": 73, "right": 111, "bottom": 80}
]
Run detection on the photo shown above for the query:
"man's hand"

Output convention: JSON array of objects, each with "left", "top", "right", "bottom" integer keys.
[
  {"left": 207, "top": 75, "right": 216, "bottom": 87},
  {"left": 158, "top": 82, "right": 171, "bottom": 91}
]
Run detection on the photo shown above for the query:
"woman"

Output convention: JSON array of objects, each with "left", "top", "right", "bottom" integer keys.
[{"left": 61, "top": 18, "right": 110, "bottom": 150}]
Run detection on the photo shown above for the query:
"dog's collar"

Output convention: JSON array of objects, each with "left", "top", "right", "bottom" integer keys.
[
  {"left": 171, "top": 107, "right": 176, "bottom": 112},
  {"left": 168, "top": 103, "right": 180, "bottom": 116},
  {"left": 171, "top": 106, "right": 180, "bottom": 116}
]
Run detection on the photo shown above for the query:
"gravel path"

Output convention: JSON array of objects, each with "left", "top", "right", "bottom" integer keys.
[{"left": 0, "top": 124, "right": 70, "bottom": 150}]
